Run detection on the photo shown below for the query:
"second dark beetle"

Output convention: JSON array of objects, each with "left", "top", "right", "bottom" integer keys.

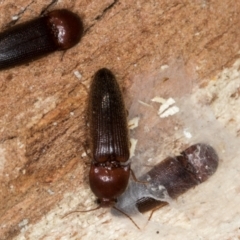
[
  {"left": 116, "top": 143, "right": 219, "bottom": 216},
  {"left": 88, "top": 68, "right": 130, "bottom": 207},
  {"left": 135, "top": 143, "right": 219, "bottom": 213},
  {"left": 0, "top": 9, "right": 83, "bottom": 70}
]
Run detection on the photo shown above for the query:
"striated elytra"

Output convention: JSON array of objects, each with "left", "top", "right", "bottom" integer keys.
[
  {"left": 135, "top": 143, "right": 219, "bottom": 213},
  {"left": 0, "top": 9, "right": 83, "bottom": 70},
  {"left": 88, "top": 68, "right": 131, "bottom": 208}
]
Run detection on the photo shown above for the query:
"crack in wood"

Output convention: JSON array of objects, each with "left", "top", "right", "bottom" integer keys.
[
  {"left": 40, "top": 0, "right": 58, "bottom": 15},
  {"left": 84, "top": 0, "right": 119, "bottom": 34},
  {"left": 5, "top": 0, "right": 36, "bottom": 28},
  {"left": 0, "top": 135, "right": 17, "bottom": 143},
  {"left": 95, "top": 0, "right": 119, "bottom": 21}
]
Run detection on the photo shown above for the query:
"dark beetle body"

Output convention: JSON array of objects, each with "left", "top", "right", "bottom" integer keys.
[
  {"left": 0, "top": 9, "right": 83, "bottom": 70},
  {"left": 89, "top": 68, "right": 130, "bottom": 207},
  {"left": 136, "top": 143, "right": 219, "bottom": 213}
]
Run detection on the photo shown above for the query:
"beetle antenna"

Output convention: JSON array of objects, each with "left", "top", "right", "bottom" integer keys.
[
  {"left": 62, "top": 205, "right": 101, "bottom": 218},
  {"left": 113, "top": 206, "right": 140, "bottom": 230}
]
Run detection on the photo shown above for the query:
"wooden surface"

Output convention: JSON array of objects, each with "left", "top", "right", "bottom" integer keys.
[{"left": 0, "top": 0, "right": 240, "bottom": 239}]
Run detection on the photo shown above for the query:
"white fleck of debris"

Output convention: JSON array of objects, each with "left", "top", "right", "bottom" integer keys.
[
  {"left": 151, "top": 97, "right": 166, "bottom": 104},
  {"left": 147, "top": 158, "right": 153, "bottom": 162},
  {"left": 160, "top": 65, "right": 169, "bottom": 71},
  {"left": 196, "top": 65, "right": 201, "bottom": 70},
  {"left": 158, "top": 97, "right": 176, "bottom": 115},
  {"left": 47, "top": 189, "right": 55, "bottom": 195},
  {"left": 146, "top": 175, "right": 151, "bottom": 181},
  {"left": 158, "top": 185, "right": 166, "bottom": 191},
  {"left": 18, "top": 142, "right": 25, "bottom": 149},
  {"left": 12, "top": 15, "right": 19, "bottom": 20},
  {"left": 53, "top": 122, "right": 57, "bottom": 126},
  {"left": 22, "top": 169, "right": 26, "bottom": 175},
  {"left": 155, "top": 97, "right": 179, "bottom": 117},
  {"left": 18, "top": 219, "right": 28, "bottom": 228},
  {"left": 81, "top": 149, "right": 91, "bottom": 158},
  {"left": 130, "top": 138, "right": 138, "bottom": 158},
  {"left": 138, "top": 100, "right": 152, "bottom": 107},
  {"left": 151, "top": 187, "right": 157, "bottom": 192},
  {"left": 117, "top": 57, "right": 121, "bottom": 60},
  {"left": 134, "top": 64, "right": 137, "bottom": 67},
  {"left": 160, "top": 106, "right": 179, "bottom": 118},
  {"left": 183, "top": 128, "right": 192, "bottom": 139},
  {"left": 70, "top": 112, "right": 74, "bottom": 116},
  {"left": 73, "top": 70, "right": 82, "bottom": 80},
  {"left": 128, "top": 117, "right": 139, "bottom": 130}
]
